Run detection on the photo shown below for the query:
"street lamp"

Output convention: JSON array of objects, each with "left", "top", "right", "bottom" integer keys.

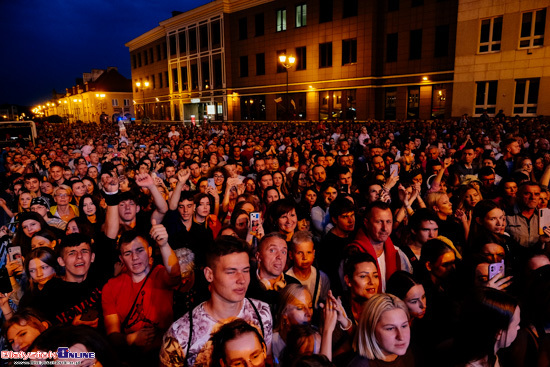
[
  {"left": 279, "top": 54, "right": 295, "bottom": 123},
  {"left": 135, "top": 81, "right": 150, "bottom": 120},
  {"left": 95, "top": 93, "right": 106, "bottom": 124}
]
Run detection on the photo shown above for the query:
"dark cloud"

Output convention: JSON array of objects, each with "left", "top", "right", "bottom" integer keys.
[{"left": 0, "top": 0, "right": 211, "bottom": 107}]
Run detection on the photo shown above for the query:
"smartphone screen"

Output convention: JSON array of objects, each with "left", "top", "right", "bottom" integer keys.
[
  {"left": 249, "top": 212, "right": 260, "bottom": 232},
  {"left": 7, "top": 246, "right": 22, "bottom": 263},
  {"left": 390, "top": 163, "right": 399, "bottom": 176}
]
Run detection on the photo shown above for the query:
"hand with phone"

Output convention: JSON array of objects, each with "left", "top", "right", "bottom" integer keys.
[{"left": 486, "top": 261, "right": 512, "bottom": 290}]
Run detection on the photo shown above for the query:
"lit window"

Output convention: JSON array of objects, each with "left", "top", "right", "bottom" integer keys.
[
  {"left": 519, "top": 9, "right": 546, "bottom": 48},
  {"left": 342, "top": 39, "right": 357, "bottom": 65},
  {"left": 112, "top": 99, "right": 119, "bottom": 107},
  {"left": 479, "top": 17, "right": 502, "bottom": 53},
  {"left": 277, "top": 9, "right": 287, "bottom": 32},
  {"left": 514, "top": 79, "right": 539, "bottom": 115},
  {"left": 296, "top": 4, "right": 307, "bottom": 27},
  {"left": 475, "top": 81, "right": 498, "bottom": 115}
]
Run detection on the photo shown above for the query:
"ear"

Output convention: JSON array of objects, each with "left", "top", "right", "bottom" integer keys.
[
  {"left": 148, "top": 245, "right": 153, "bottom": 258},
  {"left": 90, "top": 253, "right": 95, "bottom": 263},
  {"left": 344, "top": 274, "right": 351, "bottom": 288},
  {"left": 432, "top": 205, "right": 440, "bottom": 213},
  {"left": 204, "top": 266, "right": 214, "bottom": 283},
  {"left": 136, "top": 205, "right": 140, "bottom": 214},
  {"left": 476, "top": 217, "right": 483, "bottom": 225},
  {"left": 119, "top": 254, "right": 124, "bottom": 263},
  {"left": 496, "top": 329, "right": 503, "bottom": 342},
  {"left": 255, "top": 251, "right": 261, "bottom": 263},
  {"left": 425, "top": 261, "right": 433, "bottom": 272},
  {"left": 57, "top": 257, "right": 65, "bottom": 268},
  {"left": 41, "top": 321, "right": 49, "bottom": 330},
  {"left": 50, "top": 240, "right": 57, "bottom": 249}
]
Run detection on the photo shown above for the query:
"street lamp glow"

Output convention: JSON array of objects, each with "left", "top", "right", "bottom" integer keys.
[
  {"left": 136, "top": 81, "right": 141, "bottom": 88},
  {"left": 144, "top": 81, "right": 150, "bottom": 88}
]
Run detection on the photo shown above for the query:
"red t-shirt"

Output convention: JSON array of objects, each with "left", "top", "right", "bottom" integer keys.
[{"left": 102, "top": 265, "right": 176, "bottom": 333}]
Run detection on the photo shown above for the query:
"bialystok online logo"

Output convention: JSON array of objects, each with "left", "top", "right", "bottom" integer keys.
[{"left": 1, "top": 347, "right": 95, "bottom": 360}]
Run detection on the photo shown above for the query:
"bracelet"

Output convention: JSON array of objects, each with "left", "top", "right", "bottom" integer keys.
[{"left": 340, "top": 318, "right": 353, "bottom": 331}]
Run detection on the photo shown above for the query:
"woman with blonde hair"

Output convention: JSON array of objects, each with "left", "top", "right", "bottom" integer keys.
[
  {"left": 455, "top": 183, "right": 483, "bottom": 241},
  {"left": 349, "top": 293, "right": 414, "bottom": 366},
  {"left": 50, "top": 185, "right": 78, "bottom": 223}
]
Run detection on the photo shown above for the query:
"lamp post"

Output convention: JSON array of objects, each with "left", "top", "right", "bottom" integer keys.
[
  {"left": 135, "top": 81, "right": 150, "bottom": 120},
  {"left": 278, "top": 54, "right": 295, "bottom": 123},
  {"left": 95, "top": 93, "right": 106, "bottom": 124}
]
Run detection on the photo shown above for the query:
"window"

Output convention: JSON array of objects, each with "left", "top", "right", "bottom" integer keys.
[
  {"left": 158, "top": 72, "right": 163, "bottom": 89},
  {"left": 156, "top": 45, "right": 162, "bottom": 61},
  {"left": 277, "top": 9, "right": 287, "bottom": 31},
  {"left": 277, "top": 50, "right": 287, "bottom": 73},
  {"left": 255, "top": 13, "right": 264, "bottom": 36},
  {"left": 178, "top": 31, "right": 186, "bottom": 56},
  {"left": 112, "top": 99, "right": 119, "bottom": 107},
  {"left": 211, "top": 21, "right": 221, "bottom": 48},
  {"left": 201, "top": 58, "right": 210, "bottom": 89},
  {"left": 319, "top": 0, "right": 333, "bottom": 23},
  {"left": 385, "top": 88, "right": 397, "bottom": 120},
  {"left": 387, "top": 33, "right": 398, "bottom": 62},
  {"left": 169, "top": 35, "right": 177, "bottom": 56},
  {"left": 432, "top": 85, "right": 446, "bottom": 118},
  {"left": 137, "top": 53, "right": 142, "bottom": 67},
  {"left": 180, "top": 66, "right": 187, "bottom": 91},
  {"left": 149, "top": 48, "right": 154, "bottom": 64},
  {"left": 239, "top": 18, "right": 248, "bottom": 40},
  {"left": 520, "top": 9, "right": 546, "bottom": 48},
  {"left": 124, "top": 99, "right": 130, "bottom": 107},
  {"left": 342, "top": 39, "right": 357, "bottom": 65},
  {"left": 163, "top": 42, "right": 167, "bottom": 59},
  {"left": 514, "top": 79, "right": 539, "bottom": 115},
  {"left": 409, "top": 29, "right": 422, "bottom": 60},
  {"left": 152, "top": 74, "right": 156, "bottom": 89},
  {"left": 479, "top": 17, "right": 502, "bottom": 53},
  {"left": 190, "top": 63, "right": 198, "bottom": 90},
  {"left": 388, "top": 0, "right": 399, "bottom": 11},
  {"left": 296, "top": 4, "right": 307, "bottom": 27},
  {"left": 213, "top": 56, "right": 223, "bottom": 88},
  {"left": 240, "top": 55, "right": 249, "bottom": 77},
  {"left": 434, "top": 25, "right": 449, "bottom": 57},
  {"left": 475, "top": 81, "right": 497, "bottom": 115},
  {"left": 199, "top": 25, "right": 208, "bottom": 52},
  {"left": 296, "top": 47, "right": 307, "bottom": 70},
  {"left": 319, "top": 42, "right": 332, "bottom": 68},
  {"left": 144, "top": 51, "right": 148, "bottom": 65},
  {"left": 343, "top": 0, "right": 358, "bottom": 18},
  {"left": 241, "top": 95, "right": 266, "bottom": 120},
  {"left": 132, "top": 54, "right": 137, "bottom": 69},
  {"left": 172, "top": 68, "right": 178, "bottom": 91},
  {"left": 256, "top": 53, "right": 265, "bottom": 75},
  {"left": 188, "top": 28, "right": 197, "bottom": 53},
  {"left": 408, "top": 87, "right": 420, "bottom": 119}
]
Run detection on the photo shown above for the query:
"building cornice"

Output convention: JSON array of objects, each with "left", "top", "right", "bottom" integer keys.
[{"left": 126, "top": 26, "right": 167, "bottom": 51}]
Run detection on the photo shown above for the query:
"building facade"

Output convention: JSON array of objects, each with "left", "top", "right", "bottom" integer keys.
[
  {"left": 42, "top": 67, "right": 134, "bottom": 124},
  {"left": 453, "top": 0, "right": 550, "bottom": 118}
]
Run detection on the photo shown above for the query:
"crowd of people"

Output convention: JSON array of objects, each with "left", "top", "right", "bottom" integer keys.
[{"left": 0, "top": 115, "right": 549, "bottom": 366}]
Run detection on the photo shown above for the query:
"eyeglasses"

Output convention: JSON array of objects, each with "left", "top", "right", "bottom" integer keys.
[
  {"left": 213, "top": 174, "right": 224, "bottom": 179},
  {"left": 55, "top": 193, "right": 69, "bottom": 198},
  {"left": 227, "top": 350, "right": 265, "bottom": 367}
]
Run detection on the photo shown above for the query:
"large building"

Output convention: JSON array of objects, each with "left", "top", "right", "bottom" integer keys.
[
  {"left": 453, "top": 0, "right": 550, "bottom": 118},
  {"left": 41, "top": 67, "right": 134, "bottom": 124},
  {"left": 126, "top": 0, "right": 550, "bottom": 123}
]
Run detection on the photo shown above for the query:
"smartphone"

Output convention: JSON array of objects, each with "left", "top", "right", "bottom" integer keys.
[
  {"left": 250, "top": 212, "right": 260, "bottom": 232},
  {"left": 339, "top": 184, "right": 349, "bottom": 192},
  {"left": 488, "top": 261, "right": 505, "bottom": 280},
  {"left": 207, "top": 178, "right": 216, "bottom": 189},
  {"left": 390, "top": 163, "right": 399, "bottom": 176},
  {"left": 7, "top": 247, "right": 22, "bottom": 263}
]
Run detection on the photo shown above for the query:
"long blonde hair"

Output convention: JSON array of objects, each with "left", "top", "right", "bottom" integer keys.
[{"left": 353, "top": 293, "right": 410, "bottom": 360}]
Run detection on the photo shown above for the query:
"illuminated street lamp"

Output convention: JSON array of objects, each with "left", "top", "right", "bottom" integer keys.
[
  {"left": 95, "top": 93, "right": 106, "bottom": 124},
  {"left": 279, "top": 54, "right": 295, "bottom": 123},
  {"left": 135, "top": 81, "right": 150, "bottom": 119}
]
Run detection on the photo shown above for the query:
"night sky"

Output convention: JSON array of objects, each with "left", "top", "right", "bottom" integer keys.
[{"left": 0, "top": 0, "right": 212, "bottom": 108}]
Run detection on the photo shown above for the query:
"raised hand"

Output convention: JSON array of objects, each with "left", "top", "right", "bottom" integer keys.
[{"left": 135, "top": 173, "right": 155, "bottom": 188}]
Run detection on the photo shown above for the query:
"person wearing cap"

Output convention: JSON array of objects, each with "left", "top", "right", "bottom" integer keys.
[{"left": 30, "top": 197, "right": 66, "bottom": 232}]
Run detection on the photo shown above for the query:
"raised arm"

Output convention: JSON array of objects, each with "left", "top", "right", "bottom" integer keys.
[
  {"left": 150, "top": 220, "right": 181, "bottom": 280},
  {"left": 135, "top": 173, "right": 169, "bottom": 225},
  {"left": 103, "top": 176, "right": 120, "bottom": 240},
  {"left": 169, "top": 169, "right": 190, "bottom": 210}
]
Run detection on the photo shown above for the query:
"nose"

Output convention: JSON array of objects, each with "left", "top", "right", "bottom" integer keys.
[
  {"left": 419, "top": 300, "right": 425, "bottom": 310},
  {"left": 36, "top": 267, "right": 43, "bottom": 277},
  {"left": 76, "top": 251, "right": 83, "bottom": 259},
  {"left": 236, "top": 271, "right": 246, "bottom": 284},
  {"left": 395, "top": 328, "right": 403, "bottom": 341},
  {"left": 13, "top": 338, "right": 21, "bottom": 351},
  {"left": 366, "top": 275, "right": 373, "bottom": 285}
]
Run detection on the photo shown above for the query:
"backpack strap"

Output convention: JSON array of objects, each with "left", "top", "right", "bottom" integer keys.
[
  {"left": 312, "top": 268, "right": 321, "bottom": 307},
  {"left": 184, "top": 305, "right": 195, "bottom": 367},
  {"left": 247, "top": 297, "right": 264, "bottom": 337}
]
